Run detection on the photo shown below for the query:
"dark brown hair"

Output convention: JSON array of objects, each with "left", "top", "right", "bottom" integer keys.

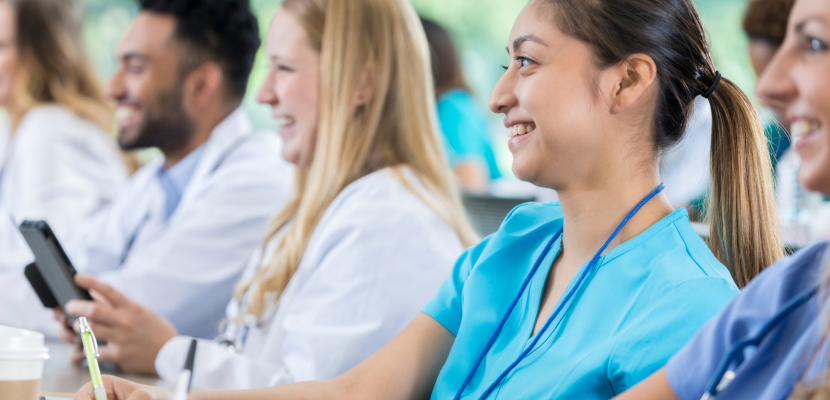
[
  {"left": 420, "top": 17, "right": 470, "bottom": 97},
  {"left": 743, "top": 0, "right": 796, "bottom": 46},
  {"left": 137, "top": 0, "right": 260, "bottom": 100},
  {"left": 539, "top": 0, "right": 783, "bottom": 286}
]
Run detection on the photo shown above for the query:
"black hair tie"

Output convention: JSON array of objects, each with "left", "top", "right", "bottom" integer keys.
[{"left": 702, "top": 71, "right": 722, "bottom": 99}]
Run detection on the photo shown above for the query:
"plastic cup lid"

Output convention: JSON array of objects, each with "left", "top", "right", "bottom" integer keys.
[{"left": 0, "top": 325, "right": 49, "bottom": 360}]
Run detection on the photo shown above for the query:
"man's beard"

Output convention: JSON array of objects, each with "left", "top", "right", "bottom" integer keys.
[{"left": 118, "top": 83, "right": 194, "bottom": 153}]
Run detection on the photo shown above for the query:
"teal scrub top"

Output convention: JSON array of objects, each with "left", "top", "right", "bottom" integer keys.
[
  {"left": 437, "top": 89, "right": 501, "bottom": 180},
  {"left": 423, "top": 203, "right": 739, "bottom": 399}
]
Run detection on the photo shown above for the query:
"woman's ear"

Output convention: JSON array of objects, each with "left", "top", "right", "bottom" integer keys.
[
  {"left": 607, "top": 53, "right": 658, "bottom": 114},
  {"left": 354, "top": 61, "right": 377, "bottom": 107}
]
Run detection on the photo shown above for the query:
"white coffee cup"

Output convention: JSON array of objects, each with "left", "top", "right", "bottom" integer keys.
[{"left": 0, "top": 325, "right": 50, "bottom": 400}]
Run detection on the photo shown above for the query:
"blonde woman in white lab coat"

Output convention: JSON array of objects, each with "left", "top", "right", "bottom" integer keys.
[
  {"left": 61, "top": 0, "right": 479, "bottom": 389},
  {"left": 0, "top": 0, "right": 126, "bottom": 272}
]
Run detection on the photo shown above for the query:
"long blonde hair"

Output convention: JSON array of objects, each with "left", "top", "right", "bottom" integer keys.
[
  {"left": 3, "top": 0, "right": 111, "bottom": 131},
  {"left": 237, "top": 0, "right": 478, "bottom": 317}
]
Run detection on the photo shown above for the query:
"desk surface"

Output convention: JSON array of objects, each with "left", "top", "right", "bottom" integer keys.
[{"left": 42, "top": 339, "right": 174, "bottom": 395}]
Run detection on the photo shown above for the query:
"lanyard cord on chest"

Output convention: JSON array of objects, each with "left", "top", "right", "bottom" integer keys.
[{"left": 454, "top": 183, "right": 666, "bottom": 400}]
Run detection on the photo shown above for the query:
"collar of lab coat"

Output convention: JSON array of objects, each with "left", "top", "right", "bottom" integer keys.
[
  {"left": 0, "top": 114, "right": 9, "bottom": 168},
  {"left": 184, "top": 108, "right": 252, "bottom": 183},
  {"left": 170, "top": 108, "right": 254, "bottom": 211}
]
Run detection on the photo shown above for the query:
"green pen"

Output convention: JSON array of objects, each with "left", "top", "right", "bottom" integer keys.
[{"left": 79, "top": 317, "right": 107, "bottom": 400}]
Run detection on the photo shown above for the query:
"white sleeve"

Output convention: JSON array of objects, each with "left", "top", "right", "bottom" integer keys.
[
  {"left": 154, "top": 198, "right": 461, "bottom": 390},
  {"left": 0, "top": 121, "right": 125, "bottom": 272},
  {"left": 272, "top": 202, "right": 460, "bottom": 385},
  {"left": 95, "top": 149, "right": 291, "bottom": 340},
  {"left": 156, "top": 336, "right": 287, "bottom": 390}
]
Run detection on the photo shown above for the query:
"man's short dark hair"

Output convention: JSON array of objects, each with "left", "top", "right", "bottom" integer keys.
[{"left": 138, "top": 0, "right": 260, "bottom": 100}]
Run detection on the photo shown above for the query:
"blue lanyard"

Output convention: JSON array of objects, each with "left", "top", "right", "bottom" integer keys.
[{"left": 454, "top": 183, "right": 666, "bottom": 400}]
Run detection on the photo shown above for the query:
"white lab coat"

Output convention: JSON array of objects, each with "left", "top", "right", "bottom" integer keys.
[
  {"left": 0, "top": 109, "right": 293, "bottom": 338},
  {"left": 0, "top": 105, "right": 126, "bottom": 272},
  {"left": 155, "top": 167, "right": 463, "bottom": 390},
  {"left": 660, "top": 97, "right": 712, "bottom": 207}
]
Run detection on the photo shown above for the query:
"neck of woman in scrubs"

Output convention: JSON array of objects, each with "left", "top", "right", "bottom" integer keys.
[{"left": 550, "top": 161, "right": 674, "bottom": 263}]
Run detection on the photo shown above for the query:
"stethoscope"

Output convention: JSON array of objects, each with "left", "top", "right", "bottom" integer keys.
[
  {"left": 700, "top": 283, "right": 820, "bottom": 400},
  {"left": 215, "top": 313, "right": 259, "bottom": 353},
  {"left": 454, "top": 183, "right": 666, "bottom": 400},
  {"left": 215, "top": 277, "right": 279, "bottom": 354}
]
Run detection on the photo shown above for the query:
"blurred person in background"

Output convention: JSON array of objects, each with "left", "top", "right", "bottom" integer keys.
[
  {"left": 57, "top": 0, "right": 477, "bottom": 384},
  {"left": 0, "top": 0, "right": 126, "bottom": 271},
  {"left": 745, "top": 0, "right": 822, "bottom": 240},
  {"left": 421, "top": 17, "right": 500, "bottom": 194},
  {"left": 0, "top": 0, "right": 293, "bottom": 339},
  {"left": 745, "top": 0, "right": 796, "bottom": 166}
]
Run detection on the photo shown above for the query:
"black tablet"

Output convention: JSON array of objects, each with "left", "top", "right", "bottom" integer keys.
[{"left": 18, "top": 220, "right": 92, "bottom": 317}]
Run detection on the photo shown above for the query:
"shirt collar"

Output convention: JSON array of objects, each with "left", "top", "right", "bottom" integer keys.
[
  {"left": 157, "top": 144, "right": 205, "bottom": 220},
  {"left": 160, "top": 145, "right": 204, "bottom": 188}
]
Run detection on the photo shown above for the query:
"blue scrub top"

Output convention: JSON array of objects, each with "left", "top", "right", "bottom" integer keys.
[
  {"left": 437, "top": 89, "right": 501, "bottom": 180},
  {"left": 423, "top": 203, "right": 739, "bottom": 399},
  {"left": 766, "top": 121, "right": 791, "bottom": 169},
  {"left": 667, "top": 240, "right": 830, "bottom": 400}
]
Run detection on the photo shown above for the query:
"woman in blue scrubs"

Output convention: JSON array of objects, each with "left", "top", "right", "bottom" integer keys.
[
  {"left": 615, "top": 0, "right": 830, "bottom": 399},
  {"left": 421, "top": 18, "right": 502, "bottom": 193},
  {"left": 74, "top": 0, "right": 783, "bottom": 399}
]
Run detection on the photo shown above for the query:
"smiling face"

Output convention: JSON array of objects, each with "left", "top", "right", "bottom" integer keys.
[
  {"left": 256, "top": 8, "right": 320, "bottom": 169},
  {"left": 758, "top": 0, "right": 830, "bottom": 194},
  {"left": 488, "top": 2, "right": 632, "bottom": 189},
  {"left": 106, "top": 12, "right": 193, "bottom": 152},
  {"left": 0, "top": 3, "right": 18, "bottom": 110}
]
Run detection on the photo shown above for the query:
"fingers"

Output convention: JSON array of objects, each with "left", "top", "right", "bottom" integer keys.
[
  {"left": 89, "top": 289, "right": 115, "bottom": 308},
  {"left": 72, "top": 381, "right": 94, "bottom": 400},
  {"left": 54, "top": 309, "right": 79, "bottom": 344},
  {"left": 65, "top": 299, "right": 118, "bottom": 328},
  {"left": 75, "top": 274, "right": 132, "bottom": 308},
  {"left": 87, "top": 323, "right": 121, "bottom": 344},
  {"left": 96, "top": 343, "right": 123, "bottom": 365},
  {"left": 57, "top": 321, "right": 79, "bottom": 344},
  {"left": 69, "top": 342, "right": 86, "bottom": 364},
  {"left": 53, "top": 308, "right": 64, "bottom": 323},
  {"left": 73, "top": 375, "right": 139, "bottom": 400},
  {"left": 54, "top": 308, "right": 74, "bottom": 330}
]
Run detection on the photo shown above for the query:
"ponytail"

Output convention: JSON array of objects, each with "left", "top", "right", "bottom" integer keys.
[
  {"left": 706, "top": 78, "right": 783, "bottom": 287},
  {"left": 541, "top": 0, "right": 784, "bottom": 286}
]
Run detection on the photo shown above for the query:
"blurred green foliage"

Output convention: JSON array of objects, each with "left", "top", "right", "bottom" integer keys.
[{"left": 77, "top": 0, "right": 756, "bottom": 174}]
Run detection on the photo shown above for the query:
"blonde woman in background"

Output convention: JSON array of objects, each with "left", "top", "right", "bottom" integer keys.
[
  {"left": 0, "top": 0, "right": 126, "bottom": 272},
  {"left": 62, "top": 0, "right": 477, "bottom": 389}
]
